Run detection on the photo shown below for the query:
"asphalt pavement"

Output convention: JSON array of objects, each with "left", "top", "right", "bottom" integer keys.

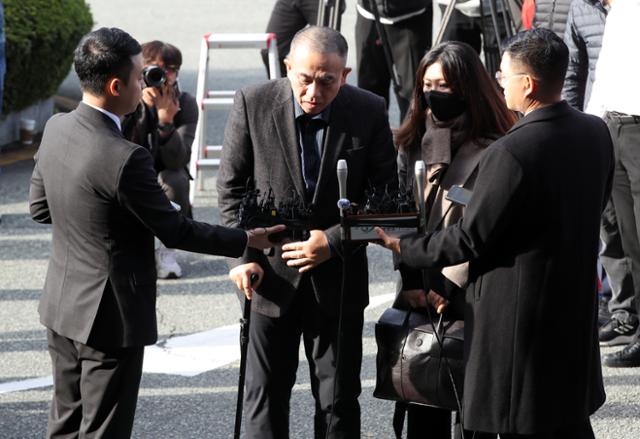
[{"left": 1, "top": 1, "right": 639, "bottom": 438}]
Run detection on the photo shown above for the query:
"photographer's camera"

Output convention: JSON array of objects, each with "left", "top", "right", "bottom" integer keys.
[{"left": 143, "top": 65, "right": 166, "bottom": 88}]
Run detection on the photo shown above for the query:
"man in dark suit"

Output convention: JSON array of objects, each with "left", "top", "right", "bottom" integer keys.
[
  {"left": 29, "top": 27, "right": 281, "bottom": 438},
  {"left": 377, "top": 29, "right": 612, "bottom": 438},
  {"left": 217, "top": 26, "right": 397, "bottom": 439}
]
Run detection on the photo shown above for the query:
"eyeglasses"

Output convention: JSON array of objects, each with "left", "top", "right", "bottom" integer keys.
[
  {"left": 494, "top": 71, "right": 527, "bottom": 87},
  {"left": 164, "top": 65, "right": 180, "bottom": 74}
]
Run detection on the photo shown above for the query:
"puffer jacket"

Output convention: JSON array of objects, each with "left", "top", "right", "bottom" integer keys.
[
  {"left": 561, "top": 0, "right": 608, "bottom": 111},
  {"left": 533, "top": 0, "right": 572, "bottom": 37}
]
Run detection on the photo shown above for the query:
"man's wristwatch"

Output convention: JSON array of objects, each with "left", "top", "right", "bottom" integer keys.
[{"left": 158, "top": 122, "right": 175, "bottom": 134}]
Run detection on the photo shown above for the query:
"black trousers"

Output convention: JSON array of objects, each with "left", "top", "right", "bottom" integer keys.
[
  {"left": 607, "top": 113, "right": 640, "bottom": 327},
  {"left": 46, "top": 329, "right": 144, "bottom": 438},
  {"left": 497, "top": 417, "right": 595, "bottom": 439},
  {"left": 600, "top": 197, "right": 636, "bottom": 316},
  {"left": 355, "top": 9, "right": 432, "bottom": 123},
  {"left": 244, "top": 280, "right": 364, "bottom": 439}
]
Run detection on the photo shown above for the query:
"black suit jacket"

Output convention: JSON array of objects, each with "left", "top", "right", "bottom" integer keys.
[
  {"left": 399, "top": 101, "right": 611, "bottom": 434},
  {"left": 29, "top": 103, "right": 248, "bottom": 349},
  {"left": 217, "top": 79, "right": 398, "bottom": 317}
]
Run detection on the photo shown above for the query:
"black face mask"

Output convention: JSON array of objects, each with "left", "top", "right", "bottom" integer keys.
[{"left": 423, "top": 90, "right": 466, "bottom": 121}]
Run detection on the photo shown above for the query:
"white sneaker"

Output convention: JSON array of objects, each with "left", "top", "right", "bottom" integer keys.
[{"left": 156, "top": 247, "right": 182, "bottom": 279}]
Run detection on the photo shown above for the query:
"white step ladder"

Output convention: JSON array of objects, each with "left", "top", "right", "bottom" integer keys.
[{"left": 189, "top": 32, "right": 280, "bottom": 204}]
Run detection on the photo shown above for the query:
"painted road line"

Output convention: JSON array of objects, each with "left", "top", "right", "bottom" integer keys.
[
  {"left": 0, "top": 376, "right": 53, "bottom": 394},
  {"left": 0, "top": 293, "right": 395, "bottom": 393}
]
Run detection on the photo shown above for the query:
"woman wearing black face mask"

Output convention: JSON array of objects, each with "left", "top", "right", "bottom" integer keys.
[{"left": 389, "top": 41, "right": 517, "bottom": 439}]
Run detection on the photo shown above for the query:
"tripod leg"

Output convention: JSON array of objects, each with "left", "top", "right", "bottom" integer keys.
[
  {"left": 330, "top": 0, "right": 343, "bottom": 31},
  {"left": 498, "top": 0, "right": 514, "bottom": 38},
  {"left": 316, "top": 0, "right": 326, "bottom": 26},
  {"left": 487, "top": 0, "right": 503, "bottom": 53},
  {"left": 434, "top": 0, "right": 459, "bottom": 46}
]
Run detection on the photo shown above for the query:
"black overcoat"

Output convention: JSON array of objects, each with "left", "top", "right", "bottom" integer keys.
[{"left": 399, "top": 101, "right": 611, "bottom": 434}]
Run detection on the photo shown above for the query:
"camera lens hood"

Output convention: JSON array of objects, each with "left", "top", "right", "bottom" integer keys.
[{"left": 143, "top": 65, "right": 166, "bottom": 88}]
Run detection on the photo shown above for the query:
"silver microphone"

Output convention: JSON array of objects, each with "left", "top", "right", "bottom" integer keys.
[
  {"left": 337, "top": 159, "right": 349, "bottom": 211},
  {"left": 415, "top": 160, "right": 426, "bottom": 230}
]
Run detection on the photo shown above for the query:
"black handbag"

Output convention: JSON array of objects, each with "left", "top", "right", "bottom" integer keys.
[{"left": 373, "top": 307, "right": 465, "bottom": 411}]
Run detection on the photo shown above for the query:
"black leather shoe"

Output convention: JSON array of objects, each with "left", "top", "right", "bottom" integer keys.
[{"left": 603, "top": 341, "right": 640, "bottom": 368}]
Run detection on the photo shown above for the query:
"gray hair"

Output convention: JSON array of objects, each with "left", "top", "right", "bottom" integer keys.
[{"left": 289, "top": 26, "right": 348, "bottom": 60}]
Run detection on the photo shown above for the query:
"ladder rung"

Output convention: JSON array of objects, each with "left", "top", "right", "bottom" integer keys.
[
  {"left": 207, "top": 90, "right": 235, "bottom": 98},
  {"left": 205, "top": 145, "right": 222, "bottom": 157},
  {"left": 202, "top": 97, "right": 234, "bottom": 109},
  {"left": 206, "top": 33, "right": 275, "bottom": 49},
  {"left": 197, "top": 158, "right": 220, "bottom": 169}
]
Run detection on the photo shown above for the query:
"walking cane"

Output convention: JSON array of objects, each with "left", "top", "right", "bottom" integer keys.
[{"left": 233, "top": 273, "right": 258, "bottom": 439}]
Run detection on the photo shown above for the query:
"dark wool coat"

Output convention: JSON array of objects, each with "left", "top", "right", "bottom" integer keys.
[{"left": 399, "top": 101, "right": 611, "bottom": 434}]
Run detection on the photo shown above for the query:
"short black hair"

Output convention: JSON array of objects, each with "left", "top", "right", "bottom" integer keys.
[
  {"left": 74, "top": 27, "right": 141, "bottom": 96},
  {"left": 504, "top": 28, "right": 569, "bottom": 95},
  {"left": 141, "top": 41, "right": 182, "bottom": 68}
]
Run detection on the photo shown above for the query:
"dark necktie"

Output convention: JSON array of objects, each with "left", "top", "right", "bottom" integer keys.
[{"left": 300, "top": 116, "right": 324, "bottom": 197}]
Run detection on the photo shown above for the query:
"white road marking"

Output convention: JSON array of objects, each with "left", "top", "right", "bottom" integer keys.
[
  {"left": 0, "top": 294, "right": 395, "bottom": 393},
  {"left": 0, "top": 376, "right": 53, "bottom": 394}
]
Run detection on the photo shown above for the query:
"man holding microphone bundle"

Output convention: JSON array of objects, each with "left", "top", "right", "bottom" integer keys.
[{"left": 377, "top": 28, "right": 612, "bottom": 438}]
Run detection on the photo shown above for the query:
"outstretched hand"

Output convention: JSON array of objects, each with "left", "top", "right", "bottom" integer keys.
[
  {"left": 246, "top": 224, "right": 286, "bottom": 250},
  {"left": 374, "top": 227, "right": 401, "bottom": 254}
]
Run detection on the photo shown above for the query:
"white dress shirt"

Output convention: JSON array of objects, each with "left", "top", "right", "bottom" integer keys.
[
  {"left": 82, "top": 101, "right": 122, "bottom": 132},
  {"left": 586, "top": 0, "right": 640, "bottom": 117}
]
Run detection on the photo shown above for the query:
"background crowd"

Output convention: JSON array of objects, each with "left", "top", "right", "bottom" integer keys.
[{"left": 5, "top": 0, "right": 640, "bottom": 438}]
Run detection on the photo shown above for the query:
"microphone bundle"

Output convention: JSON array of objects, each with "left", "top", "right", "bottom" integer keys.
[
  {"left": 336, "top": 159, "right": 425, "bottom": 242},
  {"left": 235, "top": 181, "right": 315, "bottom": 242}
]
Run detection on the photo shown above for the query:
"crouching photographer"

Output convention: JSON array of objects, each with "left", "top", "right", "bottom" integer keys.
[{"left": 122, "top": 41, "right": 198, "bottom": 279}]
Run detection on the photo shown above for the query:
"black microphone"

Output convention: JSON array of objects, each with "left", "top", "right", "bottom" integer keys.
[{"left": 415, "top": 160, "right": 426, "bottom": 231}]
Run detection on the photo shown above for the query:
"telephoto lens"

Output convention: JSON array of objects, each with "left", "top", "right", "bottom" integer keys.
[{"left": 143, "top": 65, "right": 166, "bottom": 88}]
